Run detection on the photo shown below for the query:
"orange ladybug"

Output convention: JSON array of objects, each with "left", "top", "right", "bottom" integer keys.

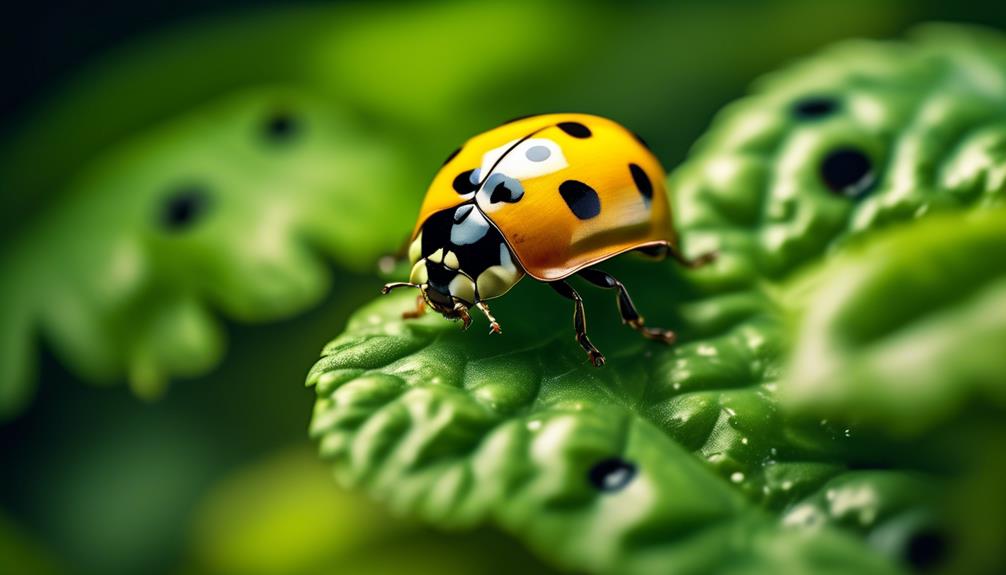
[{"left": 382, "top": 113, "right": 712, "bottom": 366}]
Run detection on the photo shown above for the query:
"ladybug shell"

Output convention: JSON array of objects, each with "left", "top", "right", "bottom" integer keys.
[{"left": 414, "top": 113, "right": 676, "bottom": 281}]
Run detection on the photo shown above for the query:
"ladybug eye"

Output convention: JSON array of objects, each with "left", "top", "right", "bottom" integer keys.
[
  {"left": 792, "top": 96, "right": 839, "bottom": 119},
  {"left": 587, "top": 457, "right": 637, "bottom": 492},
  {"left": 160, "top": 184, "right": 211, "bottom": 231},
  {"left": 820, "top": 147, "right": 876, "bottom": 198},
  {"left": 263, "top": 111, "right": 299, "bottom": 142}
]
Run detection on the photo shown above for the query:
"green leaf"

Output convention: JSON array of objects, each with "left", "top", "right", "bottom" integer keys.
[
  {"left": 308, "top": 25, "right": 1006, "bottom": 573},
  {"left": 0, "top": 1, "right": 609, "bottom": 418},
  {"left": 780, "top": 208, "right": 1006, "bottom": 438},
  {"left": 308, "top": 263, "right": 896, "bottom": 574},
  {"left": 671, "top": 23, "right": 1006, "bottom": 282},
  {"left": 186, "top": 448, "right": 556, "bottom": 575},
  {"left": 0, "top": 87, "right": 416, "bottom": 416}
]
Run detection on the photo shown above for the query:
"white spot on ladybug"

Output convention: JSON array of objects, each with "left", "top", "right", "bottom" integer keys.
[
  {"left": 444, "top": 250, "right": 460, "bottom": 269},
  {"left": 475, "top": 242, "right": 524, "bottom": 300},
  {"left": 449, "top": 274, "right": 475, "bottom": 303},
  {"left": 453, "top": 204, "right": 473, "bottom": 223},
  {"left": 499, "top": 242, "right": 515, "bottom": 272},
  {"left": 478, "top": 137, "right": 567, "bottom": 184},
  {"left": 409, "top": 260, "right": 429, "bottom": 284},
  {"left": 477, "top": 173, "right": 524, "bottom": 212},
  {"left": 525, "top": 145, "right": 551, "bottom": 162},
  {"left": 450, "top": 204, "right": 490, "bottom": 245},
  {"left": 408, "top": 233, "right": 423, "bottom": 263}
]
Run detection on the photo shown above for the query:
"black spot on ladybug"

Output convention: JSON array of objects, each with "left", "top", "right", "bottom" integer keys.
[
  {"left": 559, "top": 180, "right": 601, "bottom": 219},
  {"left": 482, "top": 174, "right": 525, "bottom": 204},
  {"left": 792, "top": 96, "right": 839, "bottom": 119},
  {"left": 263, "top": 111, "right": 298, "bottom": 142},
  {"left": 490, "top": 181, "right": 511, "bottom": 203},
  {"left": 820, "top": 148, "right": 875, "bottom": 198},
  {"left": 632, "top": 131, "right": 652, "bottom": 151},
  {"left": 557, "top": 121, "right": 592, "bottom": 139},
  {"left": 629, "top": 163, "right": 653, "bottom": 201},
  {"left": 442, "top": 146, "right": 461, "bottom": 166},
  {"left": 452, "top": 169, "right": 479, "bottom": 195},
  {"left": 905, "top": 529, "right": 949, "bottom": 571},
  {"left": 160, "top": 184, "right": 211, "bottom": 231},
  {"left": 587, "top": 458, "right": 637, "bottom": 492},
  {"left": 502, "top": 113, "right": 538, "bottom": 125},
  {"left": 419, "top": 207, "right": 510, "bottom": 278}
]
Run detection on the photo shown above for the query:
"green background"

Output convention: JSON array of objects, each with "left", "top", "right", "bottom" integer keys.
[{"left": 1, "top": 1, "right": 1004, "bottom": 574}]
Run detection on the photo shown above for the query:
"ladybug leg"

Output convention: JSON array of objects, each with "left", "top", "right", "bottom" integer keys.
[
  {"left": 381, "top": 281, "right": 419, "bottom": 294},
  {"left": 453, "top": 302, "right": 472, "bottom": 331},
  {"left": 549, "top": 281, "right": 605, "bottom": 367},
  {"left": 577, "top": 269, "right": 677, "bottom": 345},
  {"left": 401, "top": 294, "right": 427, "bottom": 320},
  {"left": 636, "top": 244, "right": 716, "bottom": 269},
  {"left": 474, "top": 301, "right": 503, "bottom": 335}
]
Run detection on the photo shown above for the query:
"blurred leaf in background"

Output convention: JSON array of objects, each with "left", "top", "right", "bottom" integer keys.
[
  {"left": 184, "top": 448, "right": 554, "bottom": 575},
  {"left": 0, "top": 1, "right": 608, "bottom": 417},
  {"left": 3, "top": 1, "right": 1006, "bottom": 575}
]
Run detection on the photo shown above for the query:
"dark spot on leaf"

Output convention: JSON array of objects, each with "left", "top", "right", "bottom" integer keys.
[
  {"left": 792, "top": 96, "right": 839, "bottom": 119},
  {"left": 820, "top": 147, "right": 875, "bottom": 198},
  {"left": 160, "top": 185, "right": 211, "bottom": 231},
  {"left": 558, "top": 121, "right": 592, "bottom": 138},
  {"left": 263, "top": 111, "right": 298, "bottom": 142},
  {"left": 629, "top": 163, "right": 653, "bottom": 201},
  {"left": 559, "top": 180, "right": 601, "bottom": 219},
  {"left": 588, "top": 458, "right": 637, "bottom": 492},
  {"left": 453, "top": 169, "right": 479, "bottom": 195},
  {"left": 442, "top": 146, "right": 461, "bottom": 166},
  {"left": 905, "top": 529, "right": 949, "bottom": 571}
]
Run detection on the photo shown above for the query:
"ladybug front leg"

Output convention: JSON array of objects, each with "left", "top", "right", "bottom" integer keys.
[
  {"left": 474, "top": 301, "right": 503, "bottom": 335},
  {"left": 549, "top": 280, "right": 605, "bottom": 367},
  {"left": 577, "top": 268, "right": 676, "bottom": 345},
  {"left": 402, "top": 294, "right": 427, "bottom": 319}
]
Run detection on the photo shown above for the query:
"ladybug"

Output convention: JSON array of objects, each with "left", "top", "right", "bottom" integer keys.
[{"left": 382, "top": 113, "right": 712, "bottom": 366}]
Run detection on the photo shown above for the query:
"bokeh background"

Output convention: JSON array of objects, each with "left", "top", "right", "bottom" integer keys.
[{"left": 1, "top": 1, "right": 1004, "bottom": 574}]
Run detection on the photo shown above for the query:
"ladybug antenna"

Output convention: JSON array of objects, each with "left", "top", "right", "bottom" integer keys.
[{"left": 380, "top": 281, "right": 420, "bottom": 294}]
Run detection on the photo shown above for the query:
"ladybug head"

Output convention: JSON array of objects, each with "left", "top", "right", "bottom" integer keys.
[{"left": 382, "top": 261, "right": 480, "bottom": 327}]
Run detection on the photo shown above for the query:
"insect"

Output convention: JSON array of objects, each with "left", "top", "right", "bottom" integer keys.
[{"left": 382, "top": 113, "right": 713, "bottom": 366}]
